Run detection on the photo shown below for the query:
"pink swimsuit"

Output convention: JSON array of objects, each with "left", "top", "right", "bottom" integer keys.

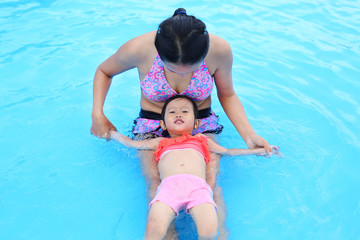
[
  {"left": 149, "top": 133, "right": 217, "bottom": 215},
  {"left": 140, "top": 54, "right": 213, "bottom": 102}
]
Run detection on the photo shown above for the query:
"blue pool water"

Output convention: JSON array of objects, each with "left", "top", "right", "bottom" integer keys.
[{"left": 1, "top": 0, "right": 359, "bottom": 239}]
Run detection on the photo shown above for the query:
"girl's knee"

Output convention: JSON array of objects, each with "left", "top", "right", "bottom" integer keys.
[
  {"left": 146, "top": 202, "right": 175, "bottom": 239},
  {"left": 198, "top": 234, "right": 218, "bottom": 240},
  {"left": 198, "top": 229, "right": 218, "bottom": 240},
  {"left": 197, "top": 219, "right": 218, "bottom": 239},
  {"left": 145, "top": 217, "right": 168, "bottom": 239}
]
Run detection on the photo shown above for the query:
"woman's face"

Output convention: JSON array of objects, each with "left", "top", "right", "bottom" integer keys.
[{"left": 162, "top": 60, "right": 202, "bottom": 77}]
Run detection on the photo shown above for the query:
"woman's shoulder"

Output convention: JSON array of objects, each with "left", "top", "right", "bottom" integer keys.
[
  {"left": 123, "top": 31, "right": 156, "bottom": 51},
  {"left": 116, "top": 31, "right": 157, "bottom": 66},
  {"left": 205, "top": 33, "right": 232, "bottom": 73},
  {"left": 130, "top": 31, "right": 157, "bottom": 45},
  {"left": 208, "top": 33, "right": 232, "bottom": 57}
]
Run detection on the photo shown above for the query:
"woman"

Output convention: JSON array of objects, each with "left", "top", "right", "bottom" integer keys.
[{"left": 91, "top": 8, "right": 271, "bottom": 239}]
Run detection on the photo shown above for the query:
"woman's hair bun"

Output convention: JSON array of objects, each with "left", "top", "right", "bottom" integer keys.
[{"left": 173, "top": 8, "right": 187, "bottom": 16}]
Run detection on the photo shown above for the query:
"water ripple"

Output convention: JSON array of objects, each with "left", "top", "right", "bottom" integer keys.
[{"left": 0, "top": 1, "right": 360, "bottom": 239}]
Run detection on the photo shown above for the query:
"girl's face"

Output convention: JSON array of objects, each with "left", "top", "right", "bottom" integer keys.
[
  {"left": 160, "top": 98, "right": 200, "bottom": 137},
  {"left": 162, "top": 61, "right": 202, "bottom": 77}
]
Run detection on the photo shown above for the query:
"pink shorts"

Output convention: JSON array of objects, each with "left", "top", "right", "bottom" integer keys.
[{"left": 149, "top": 174, "right": 217, "bottom": 216}]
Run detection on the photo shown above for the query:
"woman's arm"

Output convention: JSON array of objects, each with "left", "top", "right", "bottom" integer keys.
[
  {"left": 210, "top": 35, "right": 271, "bottom": 153},
  {"left": 110, "top": 130, "right": 161, "bottom": 150},
  {"left": 91, "top": 34, "right": 149, "bottom": 138}
]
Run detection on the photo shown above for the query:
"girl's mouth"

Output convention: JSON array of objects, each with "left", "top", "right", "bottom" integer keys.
[{"left": 175, "top": 119, "right": 184, "bottom": 124}]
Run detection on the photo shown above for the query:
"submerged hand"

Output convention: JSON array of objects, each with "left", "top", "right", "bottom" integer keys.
[{"left": 91, "top": 113, "right": 117, "bottom": 140}]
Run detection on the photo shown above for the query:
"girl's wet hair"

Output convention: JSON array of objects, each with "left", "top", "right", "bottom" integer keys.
[
  {"left": 161, "top": 95, "right": 199, "bottom": 120},
  {"left": 161, "top": 95, "right": 199, "bottom": 137},
  {"left": 155, "top": 8, "right": 209, "bottom": 65}
]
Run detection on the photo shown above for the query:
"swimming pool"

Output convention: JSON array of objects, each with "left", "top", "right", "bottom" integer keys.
[{"left": 1, "top": 0, "right": 359, "bottom": 239}]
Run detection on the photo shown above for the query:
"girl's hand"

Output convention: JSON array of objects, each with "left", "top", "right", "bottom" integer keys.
[
  {"left": 266, "top": 145, "right": 281, "bottom": 158},
  {"left": 256, "top": 145, "right": 281, "bottom": 157},
  {"left": 91, "top": 113, "right": 117, "bottom": 140}
]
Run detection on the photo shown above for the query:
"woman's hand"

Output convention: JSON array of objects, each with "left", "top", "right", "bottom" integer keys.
[
  {"left": 246, "top": 133, "right": 272, "bottom": 154},
  {"left": 91, "top": 113, "right": 117, "bottom": 140}
]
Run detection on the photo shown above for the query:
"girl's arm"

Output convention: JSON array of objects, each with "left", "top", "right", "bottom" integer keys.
[
  {"left": 110, "top": 130, "right": 161, "bottom": 150},
  {"left": 206, "top": 136, "right": 279, "bottom": 157},
  {"left": 225, "top": 148, "right": 268, "bottom": 156}
]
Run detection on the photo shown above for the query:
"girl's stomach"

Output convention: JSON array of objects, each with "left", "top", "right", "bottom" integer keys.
[{"left": 157, "top": 149, "right": 207, "bottom": 180}]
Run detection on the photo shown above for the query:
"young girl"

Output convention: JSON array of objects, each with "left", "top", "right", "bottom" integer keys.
[{"left": 110, "top": 95, "right": 279, "bottom": 240}]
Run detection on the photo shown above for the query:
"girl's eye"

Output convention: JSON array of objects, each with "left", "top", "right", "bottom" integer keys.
[
  {"left": 169, "top": 111, "right": 175, "bottom": 114},
  {"left": 182, "top": 111, "right": 188, "bottom": 113}
]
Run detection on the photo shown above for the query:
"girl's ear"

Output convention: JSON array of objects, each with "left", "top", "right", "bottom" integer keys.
[
  {"left": 160, "top": 120, "right": 167, "bottom": 130},
  {"left": 194, "top": 119, "right": 201, "bottom": 129}
]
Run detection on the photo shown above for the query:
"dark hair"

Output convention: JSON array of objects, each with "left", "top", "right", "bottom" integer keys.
[
  {"left": 155, "top": 8, "right": 209, "bottom": 65},
  {"left": 161, "top": 95, "right": 199, "bottom": 137}
]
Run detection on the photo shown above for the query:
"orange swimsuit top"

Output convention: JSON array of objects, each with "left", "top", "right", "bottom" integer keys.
[{"left": 153, "top": 133, "right": 211, "bottom": 163}]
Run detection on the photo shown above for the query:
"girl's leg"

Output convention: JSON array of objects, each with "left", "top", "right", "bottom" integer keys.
[
  {"left": 189, "top": 203, "right": 218, "bottom": 239},
  {"left": 146, "top": 202, "right": 176, "bottom": 240},
  {"left": 137, "top": 150, "right": 178, "bottom": 240}
]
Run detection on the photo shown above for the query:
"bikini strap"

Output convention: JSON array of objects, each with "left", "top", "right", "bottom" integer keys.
[{"left": 139, "top": 108, "right": 212, "bottom": 120}]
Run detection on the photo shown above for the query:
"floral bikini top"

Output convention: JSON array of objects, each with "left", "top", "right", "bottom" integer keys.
[{"left": 140, "top": 54, "right": 213, "bottom": 102}]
